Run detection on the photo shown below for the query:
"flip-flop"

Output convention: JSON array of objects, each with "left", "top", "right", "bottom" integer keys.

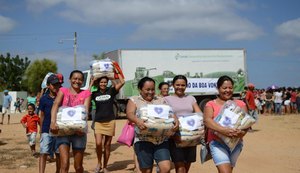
[
  {"left": 32, "top": 152, "right": 39, "bottom": 158},
  {"left": 94, "top": 167, "right": 102, "bottom": 173}
]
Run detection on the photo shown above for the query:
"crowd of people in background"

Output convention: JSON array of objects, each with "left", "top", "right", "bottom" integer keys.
[
  {"left": 241, "top": 86, "right": 300, "bottom": 116},
  {"left": 5, "top": 84, "right": 300, "bottom": 118}
]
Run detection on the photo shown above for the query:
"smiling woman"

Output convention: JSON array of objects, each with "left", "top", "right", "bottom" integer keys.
[
  {"left": 203, "top": 75, "right": 249, "bottom": 173},
  {"left": 89, "top": 66, "right": 125, "bottom": 173},
  {"left": 164, "top": 75, "right": 201, "bottom": 173},
  {"left": 50, "top": 70, "right": 92, "bottom": 173},
  {"left": 126, "top": 76, "right": 179, "bottom": 173}
]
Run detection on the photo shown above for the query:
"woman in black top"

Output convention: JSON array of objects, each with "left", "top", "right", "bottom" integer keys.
[{"left": 91, "top": 69, "right": 125, "bottom": 173}]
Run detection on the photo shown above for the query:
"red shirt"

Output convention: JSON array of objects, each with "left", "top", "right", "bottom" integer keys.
[
  {"left": 291, "top": 91, "right": 297, "bottom": 102},
  {"left": 246, "top": 90, "right": 256, "bottom": 110},
  {"left": 20, "top": 114, "right": 40, "bottom": 134},
  {"left": 205, "top": 99, "right": 246, "bottom": 143}
]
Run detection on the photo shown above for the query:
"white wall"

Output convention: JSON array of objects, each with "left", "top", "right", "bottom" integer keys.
[{"left": 0, "top": 91, "right": 27, "bottom": 113}]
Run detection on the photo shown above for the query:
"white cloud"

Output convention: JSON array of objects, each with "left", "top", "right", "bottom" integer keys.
[
  {"left": 0, "top": 15, "right": 16, "bottom": 33},
  {"left": 25, "top": 0, "right": 263, "bottom": 41},
  {"left": 26, "top": 0, "right": 63, "bottom": 13},
  {"left": 274, "top": 18, "right": 300, "bottom": 56},
  {"left": 275, "top": 18, "right": 300, "bottom": 39},
  {"left": 131, "top": 14, "right": 262, "bottom": 41}
]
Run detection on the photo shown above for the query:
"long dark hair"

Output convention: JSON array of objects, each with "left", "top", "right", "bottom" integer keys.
[{"left": 96, "top": 76, "right": 109, "bottom": 91}]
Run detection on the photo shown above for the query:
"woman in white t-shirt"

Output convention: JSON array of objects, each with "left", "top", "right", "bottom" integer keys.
[{"left": 273, "top": 88, "right": 283, "bottom": 115}]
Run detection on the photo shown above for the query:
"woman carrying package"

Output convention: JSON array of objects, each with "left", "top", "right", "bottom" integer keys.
[
  {"left": 50, "top": 70, "right": 91, "bottom": 173},
  {"left": 90, "top": 65, "right": 125, "bottom": 173},
  {"left": 164, "top": 75, "right": 201, "bottom": 173},
  {"left": 126, "top": 77, "right": 179, "bottom": 173},
  {"left": 204, "top": 75, "right": 248, "bottom": 173}
]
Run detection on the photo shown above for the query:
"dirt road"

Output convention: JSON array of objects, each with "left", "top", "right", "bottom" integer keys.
[{"left": 0, "top": 113, "right": 300, "bottom": 173}]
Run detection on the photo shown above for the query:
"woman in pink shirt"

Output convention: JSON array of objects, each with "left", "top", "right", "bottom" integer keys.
[
  {"left": 50, "top": 70, "right": 91, "bottom": 173},
  {"left": 204, "top": 75, "right": 248, "bottom": 173}
]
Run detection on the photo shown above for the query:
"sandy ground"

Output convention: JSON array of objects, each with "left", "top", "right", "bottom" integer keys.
[{"left": 0, "top": 113, "right": 300, "bottom": 173}]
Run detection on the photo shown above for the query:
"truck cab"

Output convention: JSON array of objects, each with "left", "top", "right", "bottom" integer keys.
[{"left": 81, "top": 70, "right": 91, "bottom": 91}]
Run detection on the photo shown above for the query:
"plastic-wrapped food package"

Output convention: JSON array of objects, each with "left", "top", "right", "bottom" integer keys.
[
  {"left": 51, "top": 105, "right": 88, "bottom": 136},
  {"left": 135, "top": 104, "right": 175, "bottom": 145},
  {"left": 175, "top": 113, "right": 205, "bottom": 147},
  {"left": 90, "top": 58, "right": 115, "bottom": 79},
  {"left": 41, "top": 72, "right": 54, "bottom": 89},
  {"left": 214, "top": 100, "right": 256, "bottom": 150}
]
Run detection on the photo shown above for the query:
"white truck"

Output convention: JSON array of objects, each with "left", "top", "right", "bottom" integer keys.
[{"left": 82, "top": 49, "right": 247, "bottom": 115}]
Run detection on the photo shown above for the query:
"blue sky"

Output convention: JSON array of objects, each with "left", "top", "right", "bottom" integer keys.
[{"left": 0, "top": 0, "right": 300, "bottom": 89}]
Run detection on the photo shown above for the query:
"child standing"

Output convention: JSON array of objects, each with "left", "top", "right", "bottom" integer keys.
[
  {"left": 20, "top": 103, "right": 40, "bottom": 157},
  {"left": 39, "top": 74, "right": 63, "bottom": 173},
  {"left": 14, "top": 97, "right": 22, "bottom": 113}
]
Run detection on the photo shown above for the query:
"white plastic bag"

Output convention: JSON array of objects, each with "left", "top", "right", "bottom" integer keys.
[
  {"left": 135, "top": 104, "right": 175, "bottom": 145},
  {"left": 175, "top": 113, "right": 205, "bottom": 147},
  {"left": 214, "top": 100, "right": 256, "bottom": 150},
  {"left": 51, "top": 105, "right": 88, "bottom": 136},
  {"left": 90, "top": 58, "right": 114, "bottom": 79}
]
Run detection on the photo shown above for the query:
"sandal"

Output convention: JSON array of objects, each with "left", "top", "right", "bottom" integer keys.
[
  {"left": 32, "top": 152, "right": 39, "bottom": 158},
  {"left": 94, "top": 167, "right": 102, "bottom": 173}
]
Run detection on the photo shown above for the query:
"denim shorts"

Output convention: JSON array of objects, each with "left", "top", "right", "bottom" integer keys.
[
  {"left": 40, "top": 133, "right": 58, "bottom": 154},
  {"left": 55, "top": 134, "right": 87, "bottom": 151},
  {"left": 265, "top": 101, "right": 273, "bottom": 109},
  {"left": 27, "top": 132, "right": 37, "bottom": 146},
  {"left": 209, "top": 140, "right": 243, "bottom": 167},
  {"left": 134, "top": 141, "right": 170, "bottom": 169}
]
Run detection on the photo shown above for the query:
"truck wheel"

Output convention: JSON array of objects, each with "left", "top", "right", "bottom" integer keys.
[{"left": 199, "top": 98, "right": 211, "bottom": 112}]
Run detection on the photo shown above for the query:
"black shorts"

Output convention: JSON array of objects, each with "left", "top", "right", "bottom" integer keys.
[{"left": 169, "top": 139, "right": 197, "bottom": 163}]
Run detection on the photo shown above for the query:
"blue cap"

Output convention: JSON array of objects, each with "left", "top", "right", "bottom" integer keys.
[
  {"left": 4, "top": 90, "right": 8, "bottom": 93},
  {"left": 47, "top": 74, "right": 60, "bottom": 84}
]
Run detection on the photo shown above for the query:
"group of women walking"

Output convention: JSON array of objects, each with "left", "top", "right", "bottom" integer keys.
[
  {"left": 126, "top": 75, "right": 249, "bottom": 173},
  {"left": 49, "top": 63, "right": 249, "bottom": 173}
]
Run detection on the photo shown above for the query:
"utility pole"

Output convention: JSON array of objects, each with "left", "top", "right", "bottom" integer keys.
[
  {"left": 59, "top": 32, "right": 78, "bottom": 69},
  {"left": 74, "top": 32, "right": 77, "bottom": 69}
]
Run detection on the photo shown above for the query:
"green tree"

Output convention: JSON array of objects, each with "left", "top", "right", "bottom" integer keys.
[
  {"left": 24, "top": 59, "right": 57, "bottom": 94},
  {"left": 0, "top": 53, "right": 31, "bottom": 91}
]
